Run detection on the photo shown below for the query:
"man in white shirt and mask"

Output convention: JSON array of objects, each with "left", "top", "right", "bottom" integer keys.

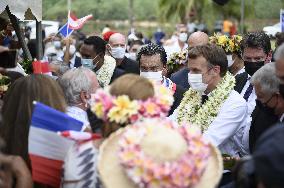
[
  {"left": 239, "top": 32, "right": 275, "bottom": 152},
  {"left": 107, "top": 33, "right": 140, "bottom": 74},
  {"left": 170, "top": 31, "right": 209, "bottom": 89},
  {"left": 138, "top": 43, "right": 186, "bottom": 115},
  {"left": 58, "top": 67, "right": 100, "bottom": 130},
  {"left": 164, "top": 25, "right": 189, "bottom": 59},
  {"left": 61, "top": 44, "right": 82, "bottom": 68},
  {"left": 171, "top": 44, "right": 248, "bottom": 157}
]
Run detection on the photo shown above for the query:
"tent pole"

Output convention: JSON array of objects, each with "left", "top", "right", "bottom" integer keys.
[{"left": 36, "top": 20, "right": 43, "bottom": 60}]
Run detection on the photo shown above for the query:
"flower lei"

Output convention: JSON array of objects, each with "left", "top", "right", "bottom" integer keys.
[
  {"left": 0, "top": 74, "right": 10, "bottom": 92},
  {"left": 176, "top": 72, "right": 235, "bottom": 132},
  {"left": 96, "top": 55, "right": 116, "bottom": 88},
  {"left": 209, "top": 34, "right": 242, "bottom": 54},
  {"left": 91, "top": 83, "right": 174, "bottom": 125},
  {"left": 166, "top": 49, "right": 188, "bottom": 72},
  {"left": 118, "top": 119, "right": 211, "bottom": 188}
]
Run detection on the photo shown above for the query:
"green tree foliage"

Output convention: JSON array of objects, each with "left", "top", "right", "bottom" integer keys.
[
  {"left": 43, "top": 0, "right": 158, "bottom": 21},
  {"left": 254, "top": 0, "right": 283, "bottom": 19},
  {"left": 158, "top": 0, "right": 255, "bottom": 22}
]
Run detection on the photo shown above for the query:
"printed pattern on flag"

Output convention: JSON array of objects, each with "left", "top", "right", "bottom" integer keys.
[{"left": 58, "top": 12, "right": 93, "bottom": 38}]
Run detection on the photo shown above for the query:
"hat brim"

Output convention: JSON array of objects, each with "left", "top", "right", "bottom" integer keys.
[{"left": 98, "top": 127, "right": 223, "bottom": 188}]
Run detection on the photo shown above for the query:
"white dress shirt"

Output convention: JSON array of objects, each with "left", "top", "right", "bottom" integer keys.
[
  {"left": 170, "top": 90, "right": 248, "bottom": 157},
  {"left": 240, "top": 78, "right": 257, "bottom": 116},
  {"left": 239, "top": 77, "right": 257, "bottom": 155},
  {"left": 66, "top": 106, "right": 90, "bottom": 130},
  {"left": 235, "top": 67, "right": 245, "bottom": 76}
]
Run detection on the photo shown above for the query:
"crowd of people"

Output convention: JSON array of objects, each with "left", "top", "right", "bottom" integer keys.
[{"left": 1, "top": 20, "right": 284, "bottom": 188}]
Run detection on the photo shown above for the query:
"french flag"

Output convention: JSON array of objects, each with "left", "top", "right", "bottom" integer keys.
[
  {"left": 29, "top": 102, "right": 84, "bottom": 187},
  {"left": 59, "top": 11, "right": 93, "bottom": 37}
]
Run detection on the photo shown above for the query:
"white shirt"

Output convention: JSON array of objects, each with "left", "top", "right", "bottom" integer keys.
[
  {"left": 164, "top": 41, "right": 188, "bottom": 59},
  {"left": 170, "top": 90, "right": 248, "bottom": 157},
  {"left": 235, "top": 67, "right": 245, "bottom": 76},
  {"left": 66, "top": 106, "right": 90, "bottom": 130},
  {"left": 280, "top": 114, "right": 284, "bottom": 123},
  {"left": 6, "top": 63, "right": 27, "bottom": 76},
  {"left": 240, "top": 78, "right": 257, "bottom": 116},
  {"left": 239, "top": 78, "right": 257, "bottom": 155}
]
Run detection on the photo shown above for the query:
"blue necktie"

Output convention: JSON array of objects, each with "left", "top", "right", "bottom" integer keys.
[{"left": 243, "top": 84, "right": 253, "bottom": 101}]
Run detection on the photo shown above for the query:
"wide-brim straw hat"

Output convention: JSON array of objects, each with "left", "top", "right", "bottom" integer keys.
[{"left": 98, "top": 118, "right": 223, "bottom": 188}]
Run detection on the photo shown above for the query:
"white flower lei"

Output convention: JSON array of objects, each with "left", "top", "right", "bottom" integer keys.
[
  {"left": 96, "top": 55, "right": 116, "bottom": 88},
  {"left": 176, "top": 72, "right": 235, "bottom": 132}
]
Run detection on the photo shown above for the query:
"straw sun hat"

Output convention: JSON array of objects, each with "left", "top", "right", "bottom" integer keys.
[{"left": 98, "top": 118, "right": 223, "bottom": 188}]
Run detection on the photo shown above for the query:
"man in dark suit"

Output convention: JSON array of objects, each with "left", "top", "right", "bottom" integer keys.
[
  {"left": 137, "top": 43, "right": 186, "bottom": 115},
  {"left": 107, "top": 33, "right": 140, "bottom": 74},
  {"left": 237, "top": 32, "right": 274, "bottom": 152},
  {"left": 170, "top": 31, "right": 209, "bottom": 89},
  {"left": 249, "top": 63, "right": 280, "bottom": 152}
]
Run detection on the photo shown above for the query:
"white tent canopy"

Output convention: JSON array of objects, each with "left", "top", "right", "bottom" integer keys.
[{"left": 0, "top": 0, "right": 42, "bottom": 21}]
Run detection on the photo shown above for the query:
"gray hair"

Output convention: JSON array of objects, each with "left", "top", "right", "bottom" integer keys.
[
  {"left": 274, "top": 43, "right": 284, "bottom": 61},
  {"left": 251, "top": 62, "right": 280, "bottom": 95},
  {"left": 58, "top": 67, "right": 94, "bottom": 105}
]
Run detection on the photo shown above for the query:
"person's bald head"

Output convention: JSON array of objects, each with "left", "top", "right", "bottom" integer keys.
[
  {"left": 108, "top": 33, "right": 126, "bottom": 47},
  {"left": 188, "top": 31, "right": 209, "bottom": 47}
]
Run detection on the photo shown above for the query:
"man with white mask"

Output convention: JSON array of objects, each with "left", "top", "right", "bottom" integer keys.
[
  {"left": 61, "top": 44, "right": 82, "bottom": 68},
  {"left": 137, "top": 43, "right": 186, "bottom": 115},
  {"left": 171, "top": 44, "right": 248, "bottom": 157},
  {"left": 164, "top": 24, "right": 189, "bottom": 59},
  {"left": 170, "top": 31, "right": 209, "bottom": 89},
  {"left": 107, "top": 33, "right": 140, "bottom": 74}
]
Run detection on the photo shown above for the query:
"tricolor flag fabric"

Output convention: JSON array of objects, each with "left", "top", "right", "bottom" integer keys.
[
  {"left": 29, "top": 102, "right": 84, "bottom": 187},
  {"left": 59, "top": 11, "right": 93, "bottom": 38}
]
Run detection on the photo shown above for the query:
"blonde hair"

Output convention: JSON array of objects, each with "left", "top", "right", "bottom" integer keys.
[
  {"left": 102, "top": 74, "right": 154, "bottom": 137},
  {"left": 110, "top": 74, "right": 154, "bottom": 100}
]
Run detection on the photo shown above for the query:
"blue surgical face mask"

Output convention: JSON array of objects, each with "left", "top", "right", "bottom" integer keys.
[
  {"left": 81, "top": 58, "right": 95, "bottom": 70},
  {"left": 81, "top": 54, "right": 102, "bottom": 70}
]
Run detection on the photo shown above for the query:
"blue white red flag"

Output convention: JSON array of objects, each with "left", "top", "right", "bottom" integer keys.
[
  {"left": 28, "top": 102, "right": 84, "bottom": 187},
  {"left": 59, "top": 11, "right": 93, "bottom": 37}
]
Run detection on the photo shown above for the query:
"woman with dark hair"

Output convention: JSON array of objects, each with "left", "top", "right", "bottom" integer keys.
[{"left": 0, "top": 74, "right": 67, "bottom": 168}]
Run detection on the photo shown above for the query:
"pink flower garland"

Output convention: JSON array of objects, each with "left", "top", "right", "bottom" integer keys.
[
  {"left": 118, "top": 120, "right": 211, "bottom": 188},
  {"left": 91, "top": 83, "right": 174, "bottom": 125}
]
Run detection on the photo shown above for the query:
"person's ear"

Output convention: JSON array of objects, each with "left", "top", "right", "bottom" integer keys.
[
  {"left": 80, "top": 91, "right": 88, "bottom": 103},
  {"left": 162, "top": 66, "right": 168, "bottom": 77},
  {"left": 266, "top": 51, "right": 273, "bottom": 63},
  {"left": 106, "top": 44, "right": 111, "bottom": 50},
  {"left": 212, "top": 66, "right": 221, "bottom": 76}
]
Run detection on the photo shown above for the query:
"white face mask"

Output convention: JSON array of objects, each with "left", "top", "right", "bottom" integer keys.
[
  {"left": 110, "top": 46, "right": 126, "bottom": 59},
  {"left": 227, "top": 55, "right": 234, "bottom": 67},
  {"left": 178, "top": 33, "right": 188, "bottom": 43},
  {"left": 63, "top": 45, "right": 76, "bottom": 56},
  {"left": 188, "top": 73, "right": 208, "bottom": 93},
  {"left": 128, "top": 52, "right": 136, "bottom": 61},
  {"left": 140, "top": 71, "right": 163, "bottom": 82},
  {"left": 53, "top": 41, "right": 61, "bottom": 49}
]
